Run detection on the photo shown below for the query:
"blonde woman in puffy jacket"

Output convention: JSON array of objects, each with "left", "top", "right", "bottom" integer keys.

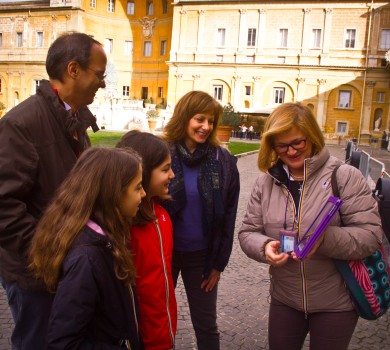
[{"left": 239, "top": 102, "right": 383, "bottom": 350}]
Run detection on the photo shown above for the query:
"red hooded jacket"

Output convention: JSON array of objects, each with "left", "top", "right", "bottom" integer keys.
[{"left": 130, "top": 202, "right": 177, "bottom": 350}]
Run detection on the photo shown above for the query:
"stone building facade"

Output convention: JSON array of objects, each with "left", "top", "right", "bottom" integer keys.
[
  {"left": 168, "top": 0, "right": 390, "bottom": 140},
  {"left": 0, "top": 0, "right": 390, "bottom": 138},
  {"left": 0, "top": 0, "right": 172, "bottom": 126}
]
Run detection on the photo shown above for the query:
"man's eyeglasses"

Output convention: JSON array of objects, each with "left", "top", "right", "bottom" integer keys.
[
  {"left": 87, "top": 67, "right": 106, "bottom": 81},
  {"left": 273, "top": 138, "right": 307, "bottom": 154}
]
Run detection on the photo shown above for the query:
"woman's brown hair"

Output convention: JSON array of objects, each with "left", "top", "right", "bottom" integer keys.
[
  {"left": 29, "top": 147, "right": 142, "bottom": 292},
  {"left": 258, "top": 102, "right": 325, "bottom": 172},
  {"left": 116, "top": 130, "right": 171, "bottom": 225},
  {"left": 163, "top": 90, "right": 222, "bottom": 147}
]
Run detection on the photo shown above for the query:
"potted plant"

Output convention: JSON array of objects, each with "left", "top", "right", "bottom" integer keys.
[
  {"left": 0, "top": 101, "right": 6, "bottom": 118},
  {"left": 146, "top": 109, "right": 159, "bottom": 131},
  {"left": 156, "top": 103, "right": 166, "bottom": 110},
  {"left": 217, "top": 103, "right": 241, "bottom": 143},
  {"left": 144, "top": 98, "right": 151, "bottom": 109}
]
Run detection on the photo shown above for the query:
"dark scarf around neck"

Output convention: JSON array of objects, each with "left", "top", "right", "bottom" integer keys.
[{"left": 168, "top": 142, "right": 224, "bottom": 233}]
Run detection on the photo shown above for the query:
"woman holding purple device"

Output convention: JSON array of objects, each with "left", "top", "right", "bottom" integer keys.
[{"left": 239, "top": 102, "right": 383, "bottom": 350}]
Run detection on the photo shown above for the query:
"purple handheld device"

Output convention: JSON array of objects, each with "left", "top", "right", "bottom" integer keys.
[{"left": 294, "top": 196, "right": 343, "bottom": 260}]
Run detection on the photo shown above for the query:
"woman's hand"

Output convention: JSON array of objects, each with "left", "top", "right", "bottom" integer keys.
[
  {"left": 290, "top": 235, "right": 325, "bottom": 261},
  {"left": 201, "top": 269, "right": 221, "bottom": 292},
  {"left": 264, "top": 241, "right": 289, "bottom": 267}
]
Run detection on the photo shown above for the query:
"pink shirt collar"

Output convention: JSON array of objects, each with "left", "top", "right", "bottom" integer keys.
[{"left": 87, "top": 219, "right": 105, "bottom": 236}]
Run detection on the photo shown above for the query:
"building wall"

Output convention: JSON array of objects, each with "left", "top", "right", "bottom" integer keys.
[
  {"left": 168, "top": 1, "right": 390, "bottom": 139},
  {"left": 0, "top": 0, "right": 389, "bottom": 137},
  {"left": 0, "top": 0, "right": 172, "bottom": 112}
]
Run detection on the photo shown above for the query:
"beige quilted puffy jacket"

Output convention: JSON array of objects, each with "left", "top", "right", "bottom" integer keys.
[{"left": 239, "top": 147, "right": 383, "bottom": 314}]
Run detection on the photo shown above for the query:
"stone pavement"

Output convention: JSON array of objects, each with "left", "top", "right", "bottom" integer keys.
[{"left": 1, "top": 144, "right": 390, "bottom": 350}]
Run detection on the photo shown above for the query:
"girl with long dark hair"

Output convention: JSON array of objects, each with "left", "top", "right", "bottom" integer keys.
[{"left": 30, "top": 147, "right": 145, "bottom": 349}]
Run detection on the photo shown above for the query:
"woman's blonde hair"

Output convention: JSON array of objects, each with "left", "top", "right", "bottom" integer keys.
[
  {"left": 29, "top": 147, "right": 141, "bottom": 292},
  {"left": 163, "top": 90, "right": 222, "bottom": 147},
  {"left": 258, "top": 102, "right": 325, "bottom": 172}
]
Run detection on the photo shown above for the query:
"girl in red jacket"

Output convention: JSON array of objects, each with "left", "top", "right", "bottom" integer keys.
[{"left": 117, "top": 130, "right": 177, "bottom": 350}]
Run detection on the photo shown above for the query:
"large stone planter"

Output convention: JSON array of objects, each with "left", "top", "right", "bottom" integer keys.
[{"left": 216, "top": 125, "right": 232, "bottom": 143}]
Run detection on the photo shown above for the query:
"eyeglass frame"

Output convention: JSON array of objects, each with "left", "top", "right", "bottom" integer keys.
[
  {"left": 86, "top": 67, "right": 106, "bottom": 81},
  {"left": 272, "top": 138, "right": 307, "bottom": 154}
]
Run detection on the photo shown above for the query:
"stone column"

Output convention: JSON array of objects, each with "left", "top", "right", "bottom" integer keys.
[
  {"left": 51, "top": 15, "right": 57, "bottom": 42},
  {"left": 194, "top": 10, "right": 205, "bottom": 61},
  {"left": 178, "top": 10, "right": 188, "bottom": 49},
  {"left": 316, "top": 79, "right": 327, "bottom": 131},
  {"left": 192, "top": 74, "right": 200, "bottom": 90},
  {"left": 197, "top": 10, "right": 205, "bottom": 50},
  {"left": 301, "top": 8, "right": 311, "bottom": 54},
  {"left": 174, "top": 9, "right": 187, "bottom": 56},
  {"left": 22, "top": 16, "right": 28, "bottom": 47},
  {"left": 386, "top": 102, "right": 390, "bottom": 131},
  {"left": 252, "top": 76, "right": 261, "bottom": 109},
  {"left": 257, "top": 9, "right": 266, "bottom": 55},
  {"left": 10, "top": 17, "right": 15, "bottom": 47},
  {"left": 361, "top": 81, "right": 376, "bottom": 135},
  {"left": 174, "top": 73, "right": 183, "bottom": 103},
  {"left": 370, "top": 8, "right": 381, "bottom": 56},
  {"left": 322, "top": 8, "right": 333, "bottom": 54},
  {"left": 18, "top": 71, "right": 25, "bottom": 102},
  {"left": 238, "top": 9, "right": 247, "bottom": 52},
  {"left": 232, "top": 74, "right": 242, "bottom": 109},
  {"left": 5, "top": 72, "right": 12, "bottom": 108},
  {"left": 65, "top": 14, "right": 71, "bottom": 31},
  {"left": 296, "top": 78, "right": 306, "bottom": 102}
]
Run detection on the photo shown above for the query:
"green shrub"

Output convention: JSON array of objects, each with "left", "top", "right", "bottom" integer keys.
[{"left": 221, "top": 103, "right": 241, "bottom": 127}]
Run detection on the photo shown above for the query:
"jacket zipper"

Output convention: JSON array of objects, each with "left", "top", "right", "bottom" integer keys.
[
  {"left": 154, "top": 219, "right": 175, "bottom": 349},
  {"left": 124, "top": 285, "right": 139, "bottom": 350},
  {"left": 295, "top": 173, "right": 309, "bottom": 318},
  {"left": 282, "top": 181, "right": 309, "bottom": 317}
]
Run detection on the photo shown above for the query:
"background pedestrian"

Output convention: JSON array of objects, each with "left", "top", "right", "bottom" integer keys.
[
  {"left": 239, "top": 124, "right": 248, "bottom": 139},
  {"left": 248, "top": 125, "right": 254, "bottom": 140},
  {"left": 381, "top": 130, "right": 388, "bottom": 149}
]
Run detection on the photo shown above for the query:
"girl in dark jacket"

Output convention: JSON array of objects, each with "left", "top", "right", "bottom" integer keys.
[
  {"left": 29, "top": 147, "right": 146, "bottom": 349},
  {"left": 117, "top": 131, "right": 177, "bottom": 350},
  {"left": 162, "top": 91, "right": 240, "bottom": 350}
]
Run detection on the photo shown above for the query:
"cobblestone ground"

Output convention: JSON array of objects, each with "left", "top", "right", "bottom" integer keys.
[{"left": 1, "top": 144, "right": 389, "bottom": 350}]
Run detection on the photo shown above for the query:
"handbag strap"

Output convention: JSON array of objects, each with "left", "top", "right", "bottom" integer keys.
[
  {"left": 331, "top": 163, "right": 344, "bottom": 226},
  {"left": 331, "top": 163, "right": 377, "bottom": 319}
]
